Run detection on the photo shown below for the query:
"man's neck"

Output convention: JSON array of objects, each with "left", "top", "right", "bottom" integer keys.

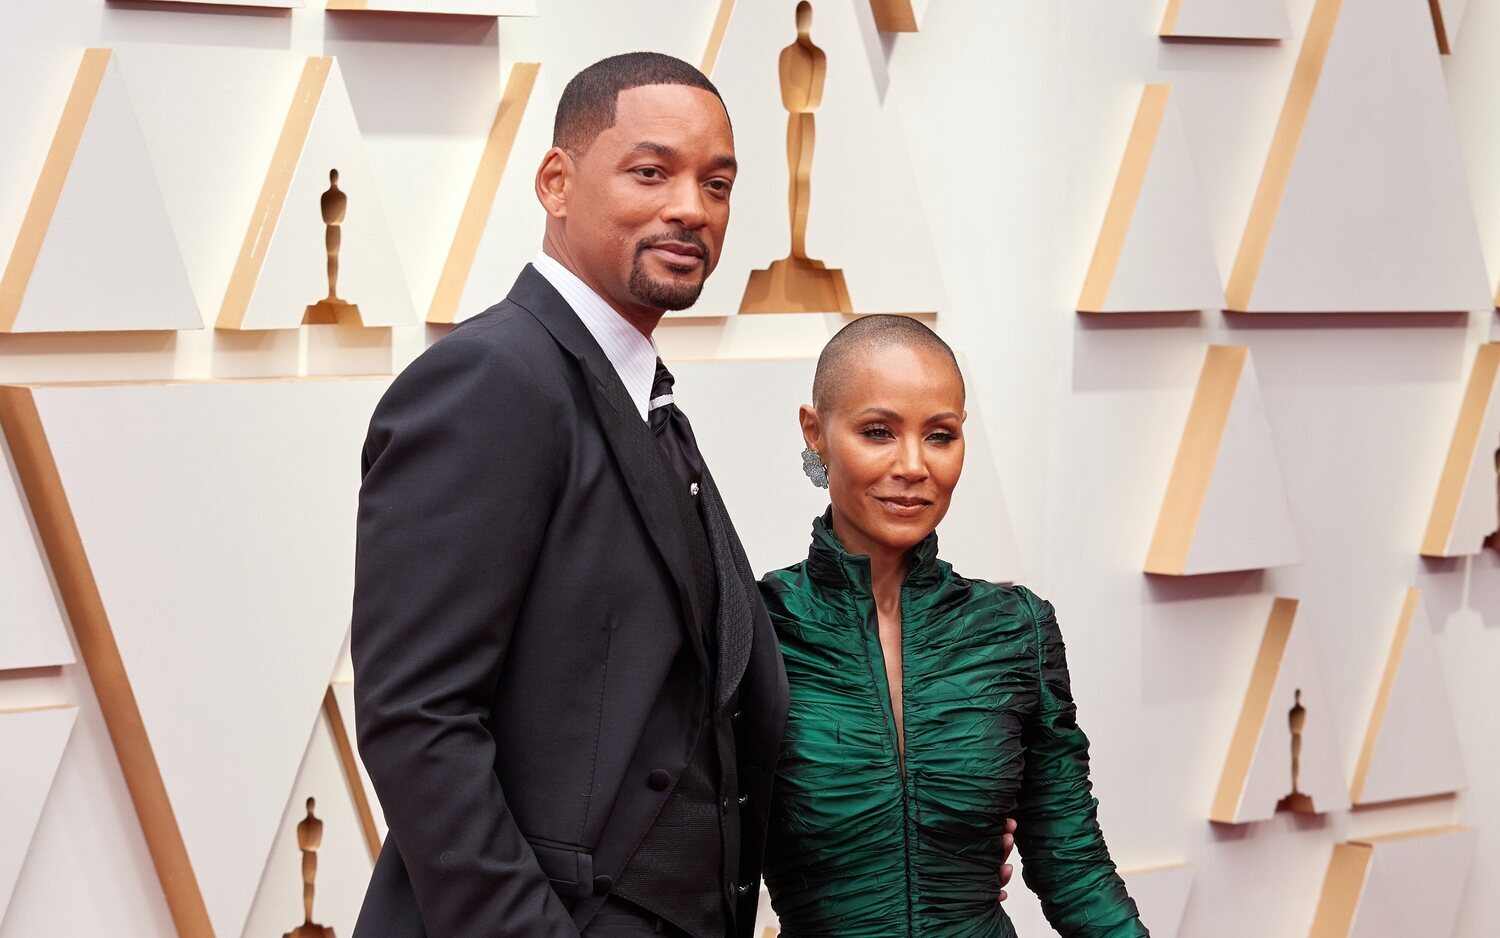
[{"left": 540, "top": 238, "right": 663, "bottom": 339}]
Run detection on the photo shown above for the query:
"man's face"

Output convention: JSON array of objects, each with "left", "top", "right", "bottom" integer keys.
[{"left": 562, "top": 84, "right": 736, "bottom": 315}]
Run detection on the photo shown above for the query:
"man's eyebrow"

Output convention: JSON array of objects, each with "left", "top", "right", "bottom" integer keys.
[
  {"left": 629, "top": 141, "right": 677, "bottom": 158},
  {"left": 627, "top": 141, "right": 737, "bottom": 172}
]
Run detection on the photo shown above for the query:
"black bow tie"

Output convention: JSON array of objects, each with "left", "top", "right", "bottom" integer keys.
[{"left": 648, "top": 358, "right": 704, "bottom": 496}]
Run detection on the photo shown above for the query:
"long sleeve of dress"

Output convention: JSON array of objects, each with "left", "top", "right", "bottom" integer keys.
[{"left": 1012, "top": 587, "right": 1149, "bottom": 937}]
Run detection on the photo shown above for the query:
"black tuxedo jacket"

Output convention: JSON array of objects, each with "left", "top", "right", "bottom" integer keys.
[{"left": 350, "top": 266, "right": 788, "bottom": 937}]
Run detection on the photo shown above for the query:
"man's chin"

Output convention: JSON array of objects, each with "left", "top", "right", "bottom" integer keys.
[{"left": 628, "top": 275, "right": 708, "bottom": 312}]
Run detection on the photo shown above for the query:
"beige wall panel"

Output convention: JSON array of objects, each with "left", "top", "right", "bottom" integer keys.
[
  {"left": 0, "top": 706, "right": 76, "bottom": 924},
  {"left": 674, "top": 356, "right": 1022, "bottom": 583},
  {"left": 1226, "top": 0, "right": 1490, "bottom": 312},
  {"left": 1422, "top": 343, "right": 1500, "bottom": 557},
  {"left": 0, "top": 438, "right": 73, "bottom": 671},
  {"left": 1310, "top": 826, "right": 1476, "bottom": 938},
  {"left": 17, "top": 378, "right": 387, "bottom": 937},
  {"left": 239, "top": 706, "right": 375, "bottom": 938},
  {"left": 430, "top": 61, "right": 543, "bottom": 325},
  {"left": 1159, "top": 0, "right": 1290, "bottom": 40},
  {"left": 692, "top": 0, "right": 946, "bottom": 317},
  {"left": 218, "top": 58, "right": 415, "bottom": 330},
  {"left": 1211, "top": 598, "right": 1348, "bottom": 824},
  {"left": 1077, "top": 84, "right": 1223, "bottom": 313},
  {"left": 1350, "top": 588, "right": 1466, "bottom": 805},
  {"left": 1146, "top": 346, "right": 1300, "bottom": 576},
  {"left": 0, "top": 50, "right": 200, "bottom": 334},
  {"left": 327, "top": 0, "right": 536, "bottom": 13}
]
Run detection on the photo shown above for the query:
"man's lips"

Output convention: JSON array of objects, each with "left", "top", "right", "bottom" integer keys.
[{"left": 647, "top": 241, "right": 704, "bottom": 261}]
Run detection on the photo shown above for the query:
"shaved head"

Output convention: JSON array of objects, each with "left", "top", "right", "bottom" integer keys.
[{"left": 812, "top": 315, "right": 964, "bottom": 414}]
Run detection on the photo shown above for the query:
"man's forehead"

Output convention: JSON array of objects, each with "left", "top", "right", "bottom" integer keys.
[{"left": 609, "top": 85, "right": 732, "bottom": 136}]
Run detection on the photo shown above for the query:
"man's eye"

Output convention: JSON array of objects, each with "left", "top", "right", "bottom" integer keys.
[
  {"left": 706, "top": 179, "right": 733, "bottom": 194},
  {"left": 634, "top": 167, "right": 662, "bottom": 179}
]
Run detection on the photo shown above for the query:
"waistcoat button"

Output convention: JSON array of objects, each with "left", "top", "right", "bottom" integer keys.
[{"left": 647, "top": 769, "right": 672, "bottom": 791}]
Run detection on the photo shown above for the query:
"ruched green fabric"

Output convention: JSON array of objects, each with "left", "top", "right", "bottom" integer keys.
[{"left": 759, "top": 512, "right": 1147, "bottom": 938}]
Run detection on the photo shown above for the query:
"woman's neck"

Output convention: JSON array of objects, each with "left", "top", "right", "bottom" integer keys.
[
  {"left": 830, "top": 512, "right": 909, "bottom": 612},
  {"left": 869, "top": 549, "right": 908, "bottom": 616}
]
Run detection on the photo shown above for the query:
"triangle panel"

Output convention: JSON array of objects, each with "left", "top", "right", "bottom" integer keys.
[
  {"left": 1185, "top": 348, "right": 1299, "bottom": 574},
  {"left": 1422, "top": 343, "right": 1500, "bottom": 557},
  {"left": 1212, "top": 598, "right": 1348, "bottom": 824},
  {"left": 1078, "top": 84, "right": 1223, "bottom": 314},
  {"left": 0, "top": 706, "right": 77, "bottom": 922},
  {"left": 240, "top": 705, "right": 376, "bottom": 938},
  {"left": 22, "top": 378, "right": 388, "bottom": 937},
  {"left": 431, "top": 61, "right": 545, "bottom": 325},
  {"left": 1, "top": 49, "right": 200, "bottom": 333},
  {"left": 1146, "top": 346, "right": 1300, "bottom": 576},
  {"left": 219, "top": 58, "right": 415, "bottom": 330},
  {"left": 695, "top": 0, "right": 946, "bottom": 316},
  {"left": 1350, "top": 588, "right": 1466, "bottom": 805},
  {"left": 1228, "top": 0, "right": 1489, "bottom": 312}
]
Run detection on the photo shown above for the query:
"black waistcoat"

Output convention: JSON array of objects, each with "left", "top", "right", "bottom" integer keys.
[{"left": 612, "top": 486, "right": 743, "bottom": 938}]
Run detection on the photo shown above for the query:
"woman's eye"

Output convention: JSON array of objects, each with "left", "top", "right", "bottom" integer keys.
[
  {"left": 928, "top": 431, "right": 958, "bottom": 444},
  {"left": 860, "top": 426, "right": 894, "bottom": 440}
]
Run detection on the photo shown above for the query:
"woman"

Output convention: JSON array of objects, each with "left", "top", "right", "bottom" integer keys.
[{"left": 760, "top": 316, "right": 1147, "bottom": 937}]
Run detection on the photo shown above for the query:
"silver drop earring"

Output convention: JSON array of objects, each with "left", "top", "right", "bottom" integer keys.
[{"left": 801, "top": 447, "right": 829, "bottom": 489}]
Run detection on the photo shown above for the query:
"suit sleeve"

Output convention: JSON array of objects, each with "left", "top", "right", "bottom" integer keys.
[
  {"left": 1012, "top": 587, "right": 1149, "bottom": 938},
  {"left": 352, "top": 330, "right": 580, "bottom": 937}
]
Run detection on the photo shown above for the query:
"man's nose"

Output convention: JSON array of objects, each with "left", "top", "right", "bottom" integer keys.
[{"left": 663, "top": 179, "right": 709, "bottom": 229}]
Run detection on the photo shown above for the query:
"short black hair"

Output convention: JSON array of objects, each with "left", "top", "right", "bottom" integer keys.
[
  {"left": 812, "top": 315, "right": 965, "bottom": 413},
  {"left": 553, "top": 52, "right": 726, "bottom": 155}
]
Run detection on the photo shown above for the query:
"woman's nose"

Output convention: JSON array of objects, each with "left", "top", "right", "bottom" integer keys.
[{"left": 892, "top": 438, "right": 929, "bottom": 481}]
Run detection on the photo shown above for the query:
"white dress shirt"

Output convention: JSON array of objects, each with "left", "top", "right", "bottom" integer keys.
[{"left": 532, "top": 250, "right": 658, "bottom": 421}]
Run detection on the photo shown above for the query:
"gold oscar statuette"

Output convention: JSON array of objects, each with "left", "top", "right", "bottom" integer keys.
[
  {"left": 304, "top": 169, "right": 364, "bottom": 326},
  {"left": 283, "top": 797, "right": 337, "bottom": 938},
  {"left": 739, "top": 1, "right": 853, "bottom": 314},
  {"left": 1274, "top": 689, "right": 1315, "bottom": 814}
]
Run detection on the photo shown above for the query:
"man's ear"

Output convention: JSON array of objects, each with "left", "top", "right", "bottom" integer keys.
[
  {"left": 799, "top": 404, "right": 824, "bottom": 458},
  {"left": 535, "top": 147, "right": 572, "bottom": 219}
]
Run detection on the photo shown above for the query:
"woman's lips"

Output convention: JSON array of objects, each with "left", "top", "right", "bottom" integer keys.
[{"left": 875, "top": 496, "right": 932, "bottom": 518}]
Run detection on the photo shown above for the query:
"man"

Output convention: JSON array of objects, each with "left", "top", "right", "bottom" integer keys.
[{"left": 351, "top": 53, "right": 783, "bottom": 937}]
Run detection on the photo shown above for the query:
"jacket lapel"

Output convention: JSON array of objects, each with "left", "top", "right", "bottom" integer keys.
[
  {"left": 697, "top": 471, "right": 756, "bottom": 711},
  {"left": 506, "top": 266, "right": 708, "bottom": 670}
]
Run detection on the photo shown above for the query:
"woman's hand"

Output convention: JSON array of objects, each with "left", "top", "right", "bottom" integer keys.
[{"left": 999, "top": 817, "right": 1017, "bottom": 901}]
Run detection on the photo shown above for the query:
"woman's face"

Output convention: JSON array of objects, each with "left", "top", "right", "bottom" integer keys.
[{"left": 802, "top": 343, "right": 966, "bottom": 560}]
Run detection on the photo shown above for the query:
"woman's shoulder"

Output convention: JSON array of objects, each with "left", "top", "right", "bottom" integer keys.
[{"left": 939, "top": 569, "right": 1053, "bottom": 622}]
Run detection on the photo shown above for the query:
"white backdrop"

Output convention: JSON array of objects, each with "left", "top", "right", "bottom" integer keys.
[{"left": 1, "top": 1, "right": 1498, "bottom": 936}]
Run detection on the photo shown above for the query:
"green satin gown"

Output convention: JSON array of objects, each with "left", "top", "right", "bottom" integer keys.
[{"left": 758, "top": 512, "right": 1147, "bottom": 937}]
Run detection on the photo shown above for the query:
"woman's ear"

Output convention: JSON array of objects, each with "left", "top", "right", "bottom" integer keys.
[
  {"left": 798, "top": 404, "right": 823, "bottom": 457},
  {"left": 535, "top": 148, "right": 571, "bottom": 218}
]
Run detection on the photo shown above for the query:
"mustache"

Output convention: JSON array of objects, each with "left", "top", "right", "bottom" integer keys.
[{"left": 635, "top": 229, "right": 710, "bottom": 266}]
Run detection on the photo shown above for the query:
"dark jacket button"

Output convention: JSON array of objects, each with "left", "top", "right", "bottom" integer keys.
[
  {"left": 593, "top": 875, "right": 614, "bottom": 895},
  {"left": 647, "top": 769, "right": 672, "bottom": 791}
]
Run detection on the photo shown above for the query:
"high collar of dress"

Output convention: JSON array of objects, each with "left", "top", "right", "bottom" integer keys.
[{"left": 805, "top": 507, "right": 942, "bottom": 595}]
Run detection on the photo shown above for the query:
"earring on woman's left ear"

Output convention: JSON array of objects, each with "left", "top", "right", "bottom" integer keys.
[{"left": 801, "top": 447, "right": 829, "bottom": 489}]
